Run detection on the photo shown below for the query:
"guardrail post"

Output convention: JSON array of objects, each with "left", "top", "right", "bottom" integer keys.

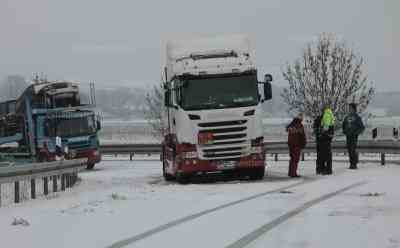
[
  {"left": 66, "top": 174, "right": 70, "bottom": 188},
  {"left": 274, "top": 154, "right": 278, "bottom": 161},
  {"left": 71, "top": 172, "right": 77, "bottom": 186},
  {"left": 31, "top": 179, "right": 36, "bottom": 199},
  {"left": 43, "top": 177, "right": 49, "bottom": 195},
  {"left": 381, "top": 153, "right": 386, "bottom": 166},
  {"left": 14, "top": 181, "right": 20, "bottom": 203},
  {"left": 61, "top": 174, "right": 66, "bottom": 191},
  {"left": 52, "top": 176, "right": 57, "bottom": 192},
  {"left": 130, "top": 153, "right": 133, "bottom": 161},
  {"left": 71, "top": 173, "right": 74, "bottom": 186}
]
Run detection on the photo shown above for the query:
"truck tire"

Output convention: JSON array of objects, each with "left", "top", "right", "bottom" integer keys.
[
  {"left": 38, "top": 154, "right": 47, "bottom": 162},
  {"left": 86, "top": 163, "right": 95, "bottom": 170},
  {"left": 176, "top": 172, "right": 190, "bottom": 184},
  {"left": 249, "top": 167, "right": 265, "bottom": 180}
]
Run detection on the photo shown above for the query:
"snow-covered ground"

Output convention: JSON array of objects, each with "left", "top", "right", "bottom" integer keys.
[{"left": 1, "top": 156, "right": 399, "bottom": 248}]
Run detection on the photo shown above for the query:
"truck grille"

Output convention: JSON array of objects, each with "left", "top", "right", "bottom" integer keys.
[
  {"left": 197, "top": 119, "right": 250, "bottom": 160},
  {"left": 198, "top": 120, "right": 247, "bottom": 127}
]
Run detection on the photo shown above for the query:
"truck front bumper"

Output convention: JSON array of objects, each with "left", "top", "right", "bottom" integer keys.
[
  {"left": 177, "top": 154, "right": 265, "bottom": 174},
  {"left": 70, "top": 149, "right": 101, "bottom": 165}
]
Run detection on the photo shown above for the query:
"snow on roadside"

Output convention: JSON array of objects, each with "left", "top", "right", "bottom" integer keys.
[
  {"left": 0, "top": 158, "right": 398, "bottom": 248},
  {"left": 0, "top": 160, "right": 298, "bottom": 248},
  {"left": 251, "top": 165, "right": 400, "bottom": 248}
]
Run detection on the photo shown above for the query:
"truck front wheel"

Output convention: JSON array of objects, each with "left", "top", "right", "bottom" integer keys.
[
  {"left": 249, "top": 167, "right": 265, "bottom": 180},
  {"left": 176, "top": 172, "right": 191, "bottom": 184}
]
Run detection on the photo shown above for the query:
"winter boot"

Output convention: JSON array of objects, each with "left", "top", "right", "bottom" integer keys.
[{"left": 349, "top": 164, "right": 358, "bottom": 170}]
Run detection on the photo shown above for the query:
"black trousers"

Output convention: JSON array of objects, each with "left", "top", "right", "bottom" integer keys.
[
  {"left": 316, "top": 139, "right": 332, "bottom": 174},
  {"left": 316, "top": 140, "right": 323, "bottom": 173},
  {"left": 346, "top": 135, "right": 359, "bottom": 167}
]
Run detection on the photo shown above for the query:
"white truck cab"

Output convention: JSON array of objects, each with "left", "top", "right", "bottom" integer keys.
[{"left": 162, "top": 35, "right": 272, "bottom": 183}]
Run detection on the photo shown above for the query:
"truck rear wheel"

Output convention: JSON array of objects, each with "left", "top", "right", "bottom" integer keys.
[{"left": 86, "top": 163, "right": 95, "bottom": 170}]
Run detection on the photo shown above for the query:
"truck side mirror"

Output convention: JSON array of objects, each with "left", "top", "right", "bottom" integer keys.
[
  {"left": 264, "top": 74, "right": 273, "bottom": 83},
  {"left": 263, "top": 82, "right": 272, "bottom": 101}
]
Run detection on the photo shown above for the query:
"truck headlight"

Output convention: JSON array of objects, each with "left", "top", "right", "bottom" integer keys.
[
  {"left": 198, "top": 132, "right": 213, "bottom": 145},
  {"left": 68, "top": 149, "right": 77, "bottom": 158}
]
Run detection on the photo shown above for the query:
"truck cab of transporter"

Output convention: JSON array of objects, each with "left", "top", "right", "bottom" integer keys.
[
  {"left": 1, "top": 80, "right": 101, "bottom": 168},
  {"left": 162, "top": 35, "right": 273, "bottom": 183}
]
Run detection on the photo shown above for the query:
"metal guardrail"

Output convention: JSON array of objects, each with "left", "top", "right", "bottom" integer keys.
[
  {"left": 0, "top": 158, "right": 87, "bottom": 206},
  {"left": 265, "top": 139, "right": 400, "bottom": 153},
  {"left": 100, "top": 139, "right": 400, "bottom": 165},
  {"left": 265, "top": 140, "right": 400, "bottom": 165},
  {"left": 101, "top": 143, "right": 161, "bottom": 154},
  {"left": 100, "top": 144, "right": 162, "bottom": 160}
]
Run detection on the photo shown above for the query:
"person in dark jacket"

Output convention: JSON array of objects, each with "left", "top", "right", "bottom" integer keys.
[
  {"left": 342, "top": 103, "right": 365, "bottom": 169},
  {"left": 287, "top": 114, "right": 307, "bottom": 177}
]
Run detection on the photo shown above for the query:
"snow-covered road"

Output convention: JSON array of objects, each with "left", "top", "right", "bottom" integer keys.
[{"left": 1, "top": 156, "right": 399, "bottom": 248}]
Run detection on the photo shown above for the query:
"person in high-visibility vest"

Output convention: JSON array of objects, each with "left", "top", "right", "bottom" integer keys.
[{"left": 319, "top": 105, "right": 335, "bottom": 175}]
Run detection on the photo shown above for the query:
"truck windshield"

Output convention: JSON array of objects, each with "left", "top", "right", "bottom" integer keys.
[
  {"left": 53, "top": 93, "right": 80, "bottom": 108},
  {"left": 181, "top": 74, "right": 259, "bottom": 110},
  {"left": 47, "top": 115, "right": 96, "bottom": 137}
]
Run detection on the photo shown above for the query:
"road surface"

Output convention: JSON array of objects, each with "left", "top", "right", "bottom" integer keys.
[{"left": 0, "top": 155, "right": 399, "bottom": 248}]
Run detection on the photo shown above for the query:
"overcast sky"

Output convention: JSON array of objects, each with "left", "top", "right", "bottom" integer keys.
[{"left": 0, "top": 0, "right": 398, "bottom": 91}]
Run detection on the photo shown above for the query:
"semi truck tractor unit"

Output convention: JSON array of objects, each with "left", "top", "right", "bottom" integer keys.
[
  {"left": 162, "top": 35, "right": 273, "bottom": 183},
  {"left": 39, "top": 110, "right": 101, "bottom": 168}
]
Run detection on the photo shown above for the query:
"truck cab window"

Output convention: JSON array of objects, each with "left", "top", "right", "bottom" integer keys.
[{"left": 180, "top": 73, "right": 258, "bottom": 111}]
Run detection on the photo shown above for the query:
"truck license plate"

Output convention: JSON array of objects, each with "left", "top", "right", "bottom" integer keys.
[{"left": 216, "top": 161, "right": 236, "bottom": 170}]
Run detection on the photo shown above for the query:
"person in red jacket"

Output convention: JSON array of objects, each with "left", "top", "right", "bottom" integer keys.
[{"left": 286, "top": 114, "right": 307, "bottom": 177}]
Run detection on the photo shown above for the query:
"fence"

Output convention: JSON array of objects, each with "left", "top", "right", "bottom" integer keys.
[
  {"left": 0, "top": 158, "right": 87, "bottom": 206},
  {"left": 100, "top": 139, "right": 400, "bottom": 165}
]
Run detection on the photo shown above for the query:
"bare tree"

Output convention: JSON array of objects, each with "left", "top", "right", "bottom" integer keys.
[
  {"left": 281, "top": 33, "right": 374, "bottom": 126},
  {"left": 143, "top": 84, "right": 166, "bottom": 139}
]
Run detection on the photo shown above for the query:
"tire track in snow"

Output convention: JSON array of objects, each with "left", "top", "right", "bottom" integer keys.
[
  {"left": 225, "top": 180, "right": 368, "bottom": 248},
  {"left": 107, "top": 178, "right": 317, "bottom": 248}
]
